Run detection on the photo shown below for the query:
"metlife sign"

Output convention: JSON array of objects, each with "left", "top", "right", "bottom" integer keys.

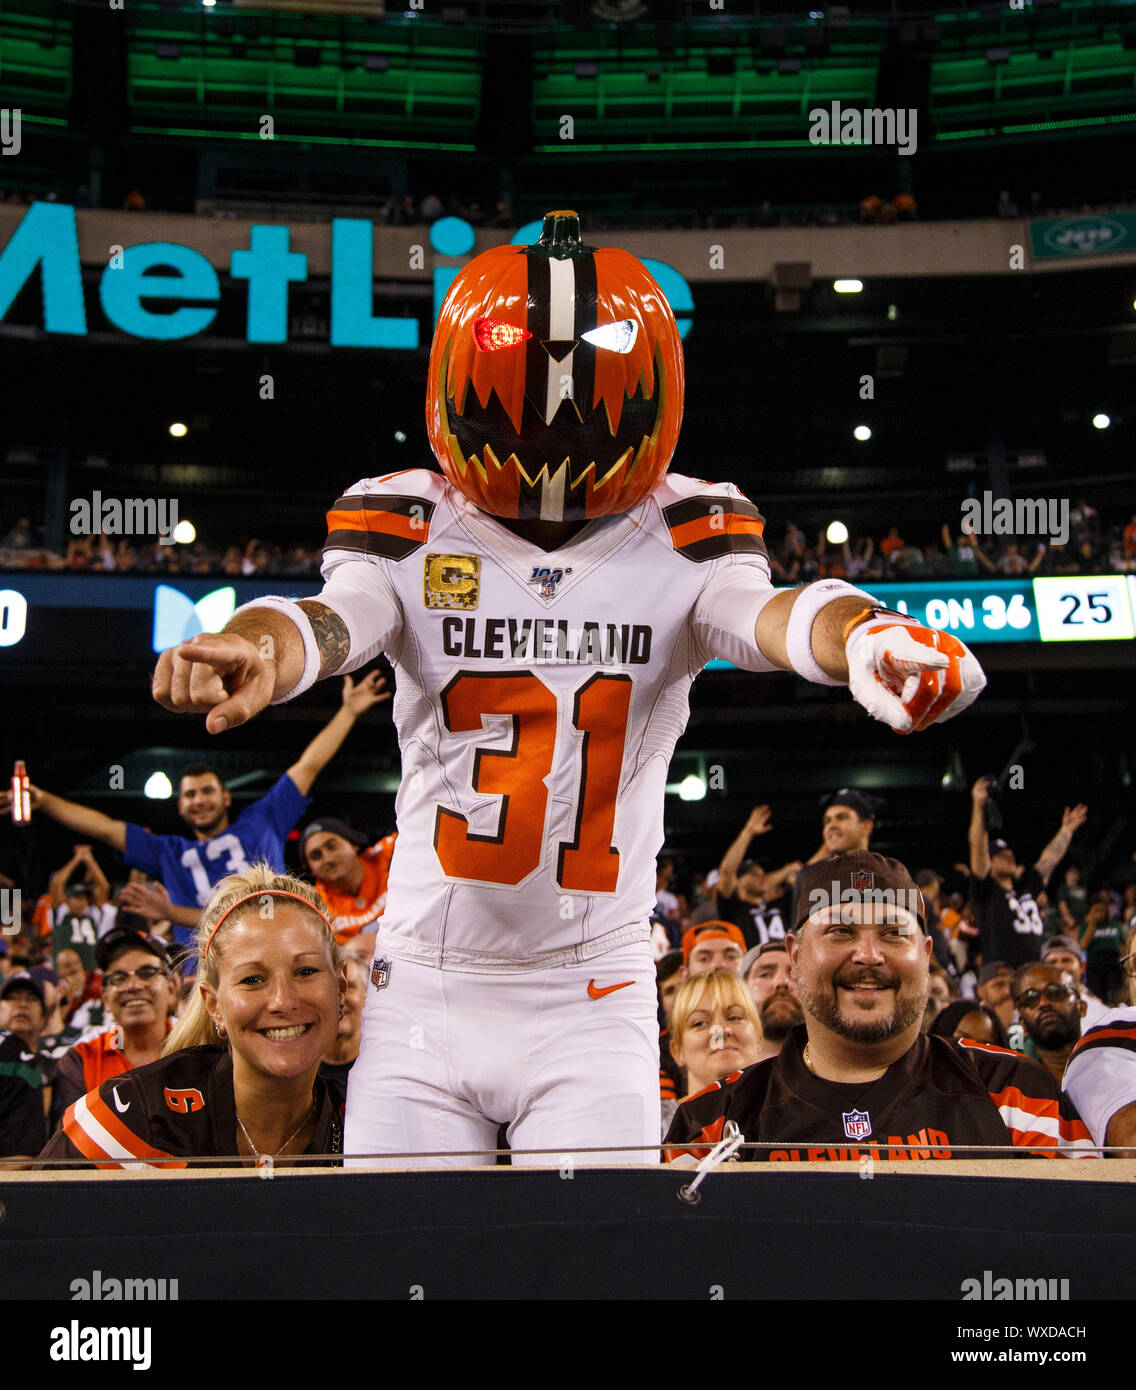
[{"left": 0, "top": 203, "right": 694, "bottom": 348}]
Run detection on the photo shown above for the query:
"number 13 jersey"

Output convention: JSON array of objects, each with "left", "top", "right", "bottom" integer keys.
[{"left": 310, "top": 468, "right": 778, "bottom": 970}]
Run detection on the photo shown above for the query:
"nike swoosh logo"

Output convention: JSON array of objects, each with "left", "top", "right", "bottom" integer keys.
[
  {"left": 587, "top": 979, "right": 634, "bottom": 1000},
  {"left": 19, "top": 1051, "right": 35, "bottom": 1062},
  {"left": 112, "top": 1086, "right": 131, "bottom": 1114}
]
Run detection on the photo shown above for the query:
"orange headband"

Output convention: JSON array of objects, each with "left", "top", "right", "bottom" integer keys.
[{"left": 204, "top": 890, "right": 335, "bottom": 959}]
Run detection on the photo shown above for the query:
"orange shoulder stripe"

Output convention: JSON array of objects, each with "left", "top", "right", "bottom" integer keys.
[
  {"left": 669, "top": 513, "right": 764, "bottom": 550},
  {"left": 325, "top": 507, "right": 424, "bottom": 543}
]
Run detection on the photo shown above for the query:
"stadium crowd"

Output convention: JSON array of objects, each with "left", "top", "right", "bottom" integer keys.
[
  {"left": 2, "top": 722, "right": 1133, "bottom": 1165},
  {"left": 3, "top": 501, "right": 1134, "bottom": 582},
  {"left": 6, "top": 183, "right": 1127, "bottom": 232}
]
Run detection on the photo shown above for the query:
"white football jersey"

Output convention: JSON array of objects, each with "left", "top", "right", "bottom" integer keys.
[
  {"left": 1062, "top": 1005, "right": 1136, "bottom": 1146},
  {"left": 308, "top": 468, "right": 778, "bottom": 970}
]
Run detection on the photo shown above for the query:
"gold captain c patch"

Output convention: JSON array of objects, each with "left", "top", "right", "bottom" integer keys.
[{"left": 424, "top": 553, "right": 480, "bottom": 610}]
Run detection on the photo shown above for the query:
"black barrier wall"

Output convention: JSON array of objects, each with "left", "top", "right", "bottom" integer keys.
[{"left": 4, "top": 1169, "right": 1131, "bottom": 1301}]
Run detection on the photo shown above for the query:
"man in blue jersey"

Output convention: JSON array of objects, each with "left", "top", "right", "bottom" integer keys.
[{"left": 1, "top": 672, "right": 388, "bottom": 948}]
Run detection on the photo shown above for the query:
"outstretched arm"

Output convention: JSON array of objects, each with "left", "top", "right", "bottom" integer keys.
[
  {"left": 0, "top": 786, "right": 127, "bottom": 855},
  {"left": 968, "top": 779, "right": 991, "bottom": 880},
  {"left": 152, "top": 556, "right": 403, "bottom": 733},
  {"left": 718, "top": 806, "right": 772, "bottom": 898},
  {"left": 754, "top": 583, "right": 986, "bottom": 734},
  {"left": 1035, "top": 804, "right": 1089, "bottom": 886},
  {"left": 152, "top": 599, "right": 354, "bottom": 734},
  {"left": 286, "top": 672, "right": 391, "bottom": 797}
]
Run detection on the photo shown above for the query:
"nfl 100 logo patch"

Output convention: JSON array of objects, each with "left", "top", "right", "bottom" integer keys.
[
  {"left": 842, "top": 1109, "right": 872, "bottom": 1140},
  {"left": 527, "top": 565, "right": 572, "bottom": 599},
  {"left": 371, "top": 956, "right": 392, "bottom": 992}
]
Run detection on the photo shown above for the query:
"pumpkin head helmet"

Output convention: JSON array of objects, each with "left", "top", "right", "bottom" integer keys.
[{"left": 426, "top": 210, "right": 684, "bottom": 522}]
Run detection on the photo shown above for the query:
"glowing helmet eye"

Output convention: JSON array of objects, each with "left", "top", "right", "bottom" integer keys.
[
  {"left": 580, "top": 319, "right": 638, "bottom": 353},
  {"left": 473, "top": 318, "right": 532, "bottom": 351}
]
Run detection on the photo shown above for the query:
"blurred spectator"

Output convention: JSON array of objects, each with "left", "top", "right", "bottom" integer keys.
[
  {"left": 996, "top": 190, "right": 1019, "bottom": 218},
  {"left": 4, "top": 517, "right": 33, "bottom": 549},
  {"left": 54, "top": 948, "right": 105, "bottom": 1034},
  {"left": 48, "top": 846, "right": 112, "bottom": 969},
  {"left": 656, "top": 949, "right": 684, "bottom": 1027},
  {"left": 123, "top": 189, "right": 147, "bottom": 212},
  {"left": 808, "top": 789, "right": 877, "bottom": 864},
  {"left": 716, "top": 805, "right": 800, "bottom": 948},
  {"left": 879, "top": 526, "right": 904, "bottom": 559},
  {"left": 967, "top": 778, "right": 1087, "bottom": 967},
  {"left": 688, "top": 867, "right": 721, "bottom": 925},
  {"left": 1041, "top": 934, "right": 1108, "bottom": 1026},
  {"left": 741, "top": 942, "right": 802, "bottom": 1061},
  {"left": 48, "top": 929, "right": 179, "bottom": 1131},
  {"left": 893, "top": 191, "right": 917, "bottom": 221},
  {"left": 419, "top": 192, "right": 444, "bottom": 223},
  {"left": 653, "top": 855, "right": 685, "bottom": 928},
  {"left": 681, "top": 922, "right": 747, "bottom": 977},
  {"left": 1011, "top": 961, "right": 1085, "bottom": 1086},
  {"left": 976, "top": 961, "right": 1015, "bottom": 1030},
  {"left": 922, "top": 960, "right": 956, "bottom": 1031},
  {"left": 300, "top": 807, "right": 397, "bottom": 953},
  {"left": 319, "top": 952, "right": 367, "bottom": 1084},
  {"left": 656, "top": 949, "right": 687, "bottom": 1128},
  {"left": 927, "top": 999, "right": 1009, "bottom": 1048},
  {"left": 0, "top": 971, "right": 49, "bottom": 1056},
  {"left": 1079, "top": 894, "right": 1128, "bottom": 1004},
  {"left": 1056, "top": 864, "right": 1088, "bottom": 928},
  {"left": 0, "top": 1022, "right": 47, "bottom": 1159}
]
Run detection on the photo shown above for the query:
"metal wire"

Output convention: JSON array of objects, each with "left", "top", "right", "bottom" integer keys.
[{"left": 6, "top": 1138, "right": 1131, "bottom": 1169}]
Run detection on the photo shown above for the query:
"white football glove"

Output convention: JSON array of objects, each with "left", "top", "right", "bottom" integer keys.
[{"left": 845, "top": 609, "right": 986, "bottom": 734}]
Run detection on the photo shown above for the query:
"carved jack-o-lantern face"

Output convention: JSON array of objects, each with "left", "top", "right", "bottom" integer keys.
[{"left": 426, "top": 210, "right": 684, "bottom": 522}]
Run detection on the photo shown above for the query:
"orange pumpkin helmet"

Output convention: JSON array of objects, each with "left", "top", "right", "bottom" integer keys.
[{"left": 426, "top": 210, "right": 684, "bottom": 522}]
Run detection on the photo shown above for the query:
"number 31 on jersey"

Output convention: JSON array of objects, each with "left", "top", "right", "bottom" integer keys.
[{"left": 433, "top": 670, "right": 631, "bottom": 894}]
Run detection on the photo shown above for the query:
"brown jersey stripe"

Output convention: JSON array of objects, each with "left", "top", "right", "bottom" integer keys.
[
  {"left": 1070, "top": 1025, "right": 1136, "bottom": 1057},
  {"left": 663, "top": 496, "right": 763, "bottom": 528},
  {"left": 324, "top": 494, "right": 434, "bottom": 560},
  {"left": 675, "top": 532, "right": 770, "bottom": 564},
  {"left": 329, "top": 493, "right": 436, "bottom": 520}
]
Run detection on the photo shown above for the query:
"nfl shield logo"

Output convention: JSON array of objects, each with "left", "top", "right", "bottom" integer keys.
[
  {"left": 843, "top": 1109, "right": 872, "bottom": 1140},
  {"left": 370, "top": 956, "right": 391, "bottom": 992},
  {"left": 851, "top": 870, "right": 874, "bottom": 891}
]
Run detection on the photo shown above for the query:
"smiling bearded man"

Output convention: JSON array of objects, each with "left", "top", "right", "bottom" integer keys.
[{"left": 665, "top": 852, "right": 1096, "bottom": 1162}]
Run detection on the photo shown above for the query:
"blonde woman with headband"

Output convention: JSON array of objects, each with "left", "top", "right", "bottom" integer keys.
[{"left": 40, "top": 865, "right": 347, "bottom": 1168}]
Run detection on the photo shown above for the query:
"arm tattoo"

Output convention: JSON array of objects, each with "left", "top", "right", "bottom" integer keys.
[{"left": 298, "top": 600, "right": 351, "bottom": 678}]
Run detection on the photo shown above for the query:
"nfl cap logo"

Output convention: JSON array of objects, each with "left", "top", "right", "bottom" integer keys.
[{"left": 851, "top": 870, "right": 874, "bottom": 891}]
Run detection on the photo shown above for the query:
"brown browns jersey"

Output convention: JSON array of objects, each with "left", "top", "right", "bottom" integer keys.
[
  {"left": 39, "top": 1045, "right": 344, "bottom": 1168},
  {"left": 664, "top": 1025, "right": 1095, "bottom": 1162}
]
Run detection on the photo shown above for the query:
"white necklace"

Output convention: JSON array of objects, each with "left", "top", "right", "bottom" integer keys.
[{"left": 236, "top": 1097, "right": 316, "bottom": 1160}]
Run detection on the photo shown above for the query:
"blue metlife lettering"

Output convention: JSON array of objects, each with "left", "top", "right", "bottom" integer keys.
[{"left": 0, "top": 204, "right": 694, "bottom": 348}]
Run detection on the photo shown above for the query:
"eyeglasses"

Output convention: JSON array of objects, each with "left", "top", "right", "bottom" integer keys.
[
  {"left": 103, "top": 964, "right": 166, "bottom": 990},
  {"left": 1121, "top": 952, "right": 1136, "bottom": 979},
  {"left": 1015, "top": 983, "right": 1074, "bottom": 1008}
]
